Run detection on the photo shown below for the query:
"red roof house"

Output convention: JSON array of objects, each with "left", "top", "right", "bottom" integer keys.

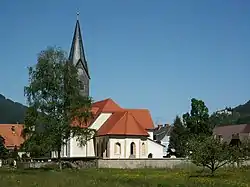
[{"left": 0, "top": 124, "right": 24, "bottom": 149}]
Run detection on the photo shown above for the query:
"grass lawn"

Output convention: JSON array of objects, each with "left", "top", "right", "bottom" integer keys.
[{"left": 0, "top": 167, "right": 250, "bottom": 187}]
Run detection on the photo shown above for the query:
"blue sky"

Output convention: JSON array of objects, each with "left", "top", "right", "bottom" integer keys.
[{"left": 0, "top": 0, "right": 250, "bottom": 124}]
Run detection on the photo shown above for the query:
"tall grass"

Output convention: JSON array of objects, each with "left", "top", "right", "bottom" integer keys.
[{"left": 0, "top": 167, "right": 250, "bottom": 187}]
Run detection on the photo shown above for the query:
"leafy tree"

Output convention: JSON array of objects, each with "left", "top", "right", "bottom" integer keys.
[
  {"left": 183, "top": 98, "right": 211, "bottom": 136},
  {"left": 186, "top": 136, "right": 244, "bottom": 175},
  {"left": 168, "top": 116, "right": 187, "bottom": 157},
  {"left": 0, "top": 135, "right": 8, "bottom": 159},
  {"left": 21, "top": 133, "right": 50, "bottom": 158},
  {"left": 10, "top": 146, "right": 20, "bottom": 160},
  {"left": 23, "top": 47, "right": 94, "bottom": 166}
]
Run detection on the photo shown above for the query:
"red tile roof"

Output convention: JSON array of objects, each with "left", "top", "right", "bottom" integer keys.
[
  {"left": 0, "top": 124, "right": 24, "bottom": 149},
  {"left": 72, "top": 98, "right": 154, "bottom": 136},
  {"left": 126, "top": 109, "right": 154, "bottom": 129},
  {"left": 92, "top": 98, "right": 122, "bottom": 113},
  {"left": 97, "top": 111, "right": 149, "bottom": 136},
  {"left": 92, "top": 99, "right": 154, "bottom": 136}
]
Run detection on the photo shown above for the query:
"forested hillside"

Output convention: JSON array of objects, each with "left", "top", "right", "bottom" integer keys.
[
  {"left": 233, "top": 100, "right": 250, "bottom": 124},
  {"left": 209, "top": 100, "right": 250, "bottom": 126},
  {"left": 0, "top": 94, "right": 27, "bottom": 124}
]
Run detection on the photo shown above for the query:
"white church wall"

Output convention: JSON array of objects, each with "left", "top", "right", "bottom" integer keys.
[
  {"left": 109, "top": 137, "right": 151, "bottom": 159},
  {"left": 147, "top": 131, "right": 154, "bottom": 140},
  {"left": 51, "top": 112, "right": 113, "bottom": 158},
  {"left": 147, "top": 139, "right": 164, "bottom": 158},
  {"left": 69, "top": 113, "right": 112, "bottom": 157},
  {"left": 69, "top": 136, "right": 95, "bottom": 157}
]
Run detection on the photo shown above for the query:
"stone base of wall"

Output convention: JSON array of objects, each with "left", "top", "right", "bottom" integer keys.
[
  {"left": 17, "top": 159, "right": 98, "bottom": 169},
  {"left": 17, "top": 161, "right": 52, "bottom": 169},
  {"left": 17, "top": 159, "right": 250, "bottom": 170},
  {"left": 97, "top": 158, "right": 195, "bottom": 169}
]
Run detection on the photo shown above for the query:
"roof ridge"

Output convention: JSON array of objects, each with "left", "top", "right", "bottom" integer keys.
[
  {"left": 107, "top": 111, "right": 127, "bottom": 134},
  {"left": 128, "top": 111, "right": 147, "bottom": 133}
]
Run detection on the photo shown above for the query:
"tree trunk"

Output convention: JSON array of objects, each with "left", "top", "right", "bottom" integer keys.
[{"left": 57, "top": 149, "right": 62, "bottom": 170}]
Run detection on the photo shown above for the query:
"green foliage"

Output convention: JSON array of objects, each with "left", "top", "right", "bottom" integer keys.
[
  {"left": 210, "top": 110, "right": 240, "bottom": 127},
  {"left": 10, "top": 146, "right": 20, "bottom": 160},
  {"left": 0, "top": 136, "right": 8, "bottom": 159},
  {"left": 168, "top": 116, "right": 187, "bottom": 157},
  {"left": 186, "top": 135, "right": 245, "bottom": 174},
  {"left": 21, "top": 133, "right": 50, "bottom": 158},
  {"left": 23, "top": 46, "right": 94, "bottom": 159},
  {"left": 183, "top": 98, "right": 211, "bottom": 136},
  {"left": 0, "top": 94, "right": 27, "bottom": 124}
]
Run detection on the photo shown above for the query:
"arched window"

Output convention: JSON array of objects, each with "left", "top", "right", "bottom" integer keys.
[
  {"left": 130, "top": 142, "right": 136, "bottom": 155},
  {"left": 148, "top": 153, "right": 153, "bottom": 158},
  {"left": 114, "top": 142, "right": 121, "bottom": 154},
  {"left": 141, "top": 142, "right": 146, "bottom": 155}
]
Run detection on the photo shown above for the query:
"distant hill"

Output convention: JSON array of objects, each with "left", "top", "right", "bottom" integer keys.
[
  {"left": 0, "top": 94, "right": 27, "bottom": 124},
  {"left": 233, "top": 100, "right": 250, "bottom": 124},
  {"left": 234, "top": 100, "right": 250, "bottom": 115}
]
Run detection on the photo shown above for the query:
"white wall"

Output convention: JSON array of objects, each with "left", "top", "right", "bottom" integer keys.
[
  {"left": 147, "top": 131, "right": 154, "bottom": 140},
  {"left": 161, "top": 135, "right": 170, "bottom": 154},
  {"left": 89, "top": 113, "right": 112, "bottom": 130},
  {"left": 109, "top": 137, "right": 164, "bottom": 159},
  {"left": 52, "top": 112, "right": 113, "bottom": 158},
  {"left": 109, "top": 138, "right": 143, "bottom": 159},
  {"left": 147, "top": 139, "right": 164, "bottom": 158},
  {"left": 69, "top": 137, "right": 95, "bottom": 157}
]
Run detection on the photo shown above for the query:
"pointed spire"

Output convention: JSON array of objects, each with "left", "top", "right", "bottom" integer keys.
[{"left": 69, "top": 13, "right": 90, "bottom": 79}]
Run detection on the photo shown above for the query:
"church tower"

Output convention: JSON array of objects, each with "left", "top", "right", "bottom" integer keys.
[{"left": 68, "top": 14, "right": 90, "bottom": 97}]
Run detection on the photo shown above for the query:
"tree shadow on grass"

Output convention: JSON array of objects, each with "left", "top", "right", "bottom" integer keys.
[{"left": 188, "top": 172, "right": 232, "bottom": 179}]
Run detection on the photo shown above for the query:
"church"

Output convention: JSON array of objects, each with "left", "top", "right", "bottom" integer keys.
[{"left": 52, "top": 17, "right": 166, "bottom": 159}]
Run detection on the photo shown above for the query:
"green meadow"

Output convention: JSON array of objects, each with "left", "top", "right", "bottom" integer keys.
[{"left": 0, "top": 167, "right": 250, "bottom": 187}]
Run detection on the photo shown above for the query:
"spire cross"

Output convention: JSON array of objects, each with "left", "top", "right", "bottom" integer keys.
[{"left": 76, "top": 12, "right": 80, "bottom": 20}]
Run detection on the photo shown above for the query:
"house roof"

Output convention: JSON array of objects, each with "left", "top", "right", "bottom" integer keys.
[
  {"left": 71, "top": 98, "right": 123, "bottom": 128},
  {"left": 213, "top": 124, "right": 250, "bottom": 143},
  {"left": 90, "top": 98, "right": 154, "bottom": 136},
  {"left": 126, "top": 109, "right": 154, "bottom": 129},
  {"left": 92, "top": 98, "right": 123, "bottom": 113},
  {"left": 0, "top": 124, "right": 24, "bottom": 148},
  {"left": 72, "top": 98, "right": 154, "bottom": 136},
  {"left": 153, "top": 125, "right": 172, "bottom": 141},
  {"left": 97, "top": 111, "right": 149, "bottom": 136}
]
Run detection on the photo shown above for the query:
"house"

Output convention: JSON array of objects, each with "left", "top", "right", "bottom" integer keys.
[
  {"left": 52, "top": 98, "right": 165, "bottom": 159},
  {"left": 213, "top": 124, "right": 250, "bottom": 145},
  {"left": 0, "top": 124, "right": 26, "bottom": 157},
  {"left": 0, "top": 124, "right": 24, "bottom": 150},
  {"left": 216, "top": 108, "right": 233, "bottom": 115},
  {"left": 146, "top": 124, "right": 172, "bottom": 156}
]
